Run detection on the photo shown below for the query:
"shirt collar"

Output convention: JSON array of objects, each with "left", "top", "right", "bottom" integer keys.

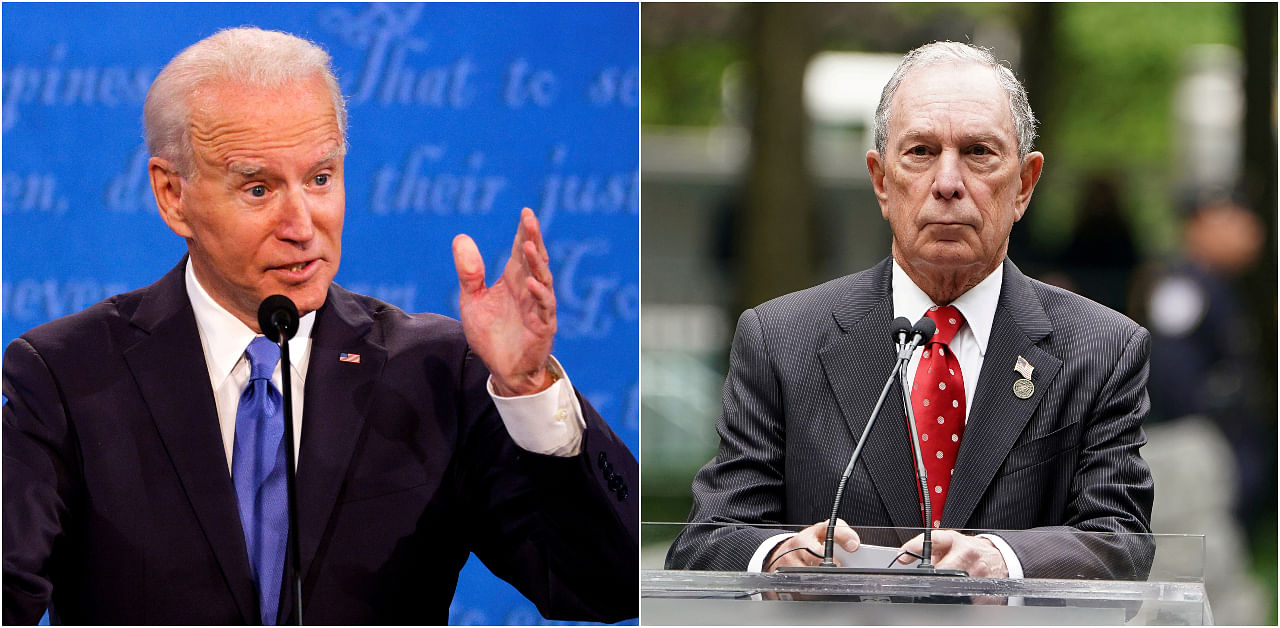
[
  {"left": 891, "top": 258, "right": 1004, "bottom": 356},
  {"left": 185, "top": 259, "right": 316, "bottom": 386}
]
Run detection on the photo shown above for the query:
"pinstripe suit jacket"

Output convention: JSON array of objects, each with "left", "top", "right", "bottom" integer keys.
[{"left": 666, "top": 257, "right": 1154, "bottom": 580}]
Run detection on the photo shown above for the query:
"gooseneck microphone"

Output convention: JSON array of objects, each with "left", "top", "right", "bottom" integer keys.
[
  {"left": 257, "top": 295, "right": 304, "bottom": 624},
  {"left": 780, "top": 316, "right": 965, "bottom": 577},
  {"left": 797, "top": 317, "right": 930, "bottom": 570},
  {"left": 897, "top": 318, "right": 941, "bottom": 569}
]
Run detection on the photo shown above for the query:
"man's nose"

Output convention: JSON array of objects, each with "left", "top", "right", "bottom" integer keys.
[
  {"left": 931, "top": 151, "right": 965, "bottom": 201},
  {"left": 275, "top": 186, "right": 315, "bottom": 244}
]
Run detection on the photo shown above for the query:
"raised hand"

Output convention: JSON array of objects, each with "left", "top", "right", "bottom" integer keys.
[{"left": 452, "top": 208, "right": 557, "bottom": 396}]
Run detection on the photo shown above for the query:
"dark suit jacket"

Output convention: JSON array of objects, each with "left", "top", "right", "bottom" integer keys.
[
  {"left": 666, "top": 258, "right": 1154, "bottom": 580},
  {"left": 3, "top": 260, "right": 638, "bottom": 624}
]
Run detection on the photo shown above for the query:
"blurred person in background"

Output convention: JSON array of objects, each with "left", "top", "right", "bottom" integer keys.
[
  {"left": 1137, "top": 197, "right": 1265, "bottom": 522},
  {"left": 1129, "top": 197, "right": 1267, "bottom": 624}
]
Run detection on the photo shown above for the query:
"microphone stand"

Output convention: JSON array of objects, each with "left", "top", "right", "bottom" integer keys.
[
  {"left": 273, "top": 318, "right": 304, "bottom": 625},
  {"left": 898, "top": 348, "right": 937, "bottom": 570},
  {"left": 260, "top": 294, "right": 305, "bottom": 626},
  {"left": 779, "top": 318, "right": 965, "bottom": 577}
]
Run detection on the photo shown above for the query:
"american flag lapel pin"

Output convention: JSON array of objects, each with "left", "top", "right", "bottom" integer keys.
[
  {"left": 1013, "top": 355, "right": 1034, "bottom": 399},
  {"left": 338, "top": 352, "right": 361, "bottom": 364}
]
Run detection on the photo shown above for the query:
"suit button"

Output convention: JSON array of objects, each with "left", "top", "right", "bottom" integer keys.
[
  {"left": 616, "top": 485, "right": 628, "bottom": 501},
  {"left": 608, "top": 475, "right": 622, "bottom": 491},
  {"left": 602, "top": 462, "right": 613, "bottom": 476},
  {"left": 597, "top": 452, "right": 608, "bottom": 469}
]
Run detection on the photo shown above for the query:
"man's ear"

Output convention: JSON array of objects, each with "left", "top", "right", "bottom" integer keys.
[
  {"left": 1013, "top": 151, "right": 1044, "bottom": 222},
  {"left": 149, "top": 157, "right": 194, "bottom": 238},
  {"left": 866, "top": 149, "right": 890, "bottom": 219}
]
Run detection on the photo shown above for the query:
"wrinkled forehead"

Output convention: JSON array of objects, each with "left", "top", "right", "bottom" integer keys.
[
  {"left": 187, "top": 78, "right": 343, "bottom": 167},
  {"left": 188, "top": 77, "right": 338, "bottom": 129},
  {"left": 888, "top": 62, "right": 1015, "bottom": 138}
]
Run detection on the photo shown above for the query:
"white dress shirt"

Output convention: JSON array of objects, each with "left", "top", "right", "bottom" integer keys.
[
  {"left": 749, "top": 260, "right": 1023, "bottom": 579},
  {"left": 184, "top": 260, "right": 585, "bottom": 476}
]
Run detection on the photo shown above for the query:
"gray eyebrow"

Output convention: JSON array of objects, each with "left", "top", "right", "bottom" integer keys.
[
  {"left": 315, "top": 145, "right": 343, "bottom": 166},
  {"left": 225, "top": 144, "right": 342, "bottom": 179},
  {"left": 896, "top": 130, "right": 1011, "bottom": 149},
  {"left": 227, "top": 162, "right": 264, "bottom": 178}
]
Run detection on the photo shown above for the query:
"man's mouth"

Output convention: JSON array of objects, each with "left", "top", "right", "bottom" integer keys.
[
  {"left": 271, "top": 260, "right": 318, "bottom": 276},
  {"left": 924, "top": 221, "right": 973, "bottom": 230}
]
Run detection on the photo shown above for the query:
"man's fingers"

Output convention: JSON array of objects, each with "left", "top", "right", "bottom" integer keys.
[
  {"left": 522, "top": 207, "right": 549, "bottom": 262},
  {"left": 813, "top": 518, "right": 858, "bottom": 553},
  {"left": 896, "top": 532, "right": 936, "bottom": 565},
  {"left": 525, "top": 276, "right": 556, "bottom": 323},
  {"left": 899, "top": 530, "right": 962, "bottom": 564},
  {"left": 767, "top": 537, "right": 823, "bottom": 572},
  {"left": 899, "top": 532, "right": 926, "bottom": 563},
  {"left": 523, "top": 240, "right": 553, "bottom": 288},
  {"left": 831, "top": 519, "right": 860, "bottom": 553},
  {"left": 929, "top": 535, "right": 1006, "bottom": 577},
  {"left": 452, "top": 234, "right": 487, "bottom": 295},
  {"left": 931, "top": 534, "right": 976, "bottom": 572}
]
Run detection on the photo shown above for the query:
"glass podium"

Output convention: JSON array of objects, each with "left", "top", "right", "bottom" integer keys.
[{"left": 642, "top": 522, "right": 1210, "bottom": 625}]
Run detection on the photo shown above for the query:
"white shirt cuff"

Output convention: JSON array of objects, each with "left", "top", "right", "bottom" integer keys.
[
  {"left": 748, "top": 532, "right": 797, "bottom": 572},
  {"left": 487, "top": 356, "right": 585, "bottom": 457},
  {"left": 976, "top": 533, "right": 1023, "bottom": 578},
  {"left": 977, "top": 532, "right": 1024, "bottom": 606}
]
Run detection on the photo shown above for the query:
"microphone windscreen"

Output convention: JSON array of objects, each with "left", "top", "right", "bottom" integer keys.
[
  {"left": 258, "top": 294, "right": 300, "bottom": 342},
  {"left": 890, "top": 316, "right": 913, "bottom": 341},
  {"left": 912, "top": 316, "right": 937, "bottom": 342}
]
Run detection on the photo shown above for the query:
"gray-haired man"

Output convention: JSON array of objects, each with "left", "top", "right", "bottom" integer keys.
[
  {"left": 4, "top": 27, "right": 637, "bottom": 624},
  {"left": 667, "top": 41, "right": 1154, "bottom": 580}
]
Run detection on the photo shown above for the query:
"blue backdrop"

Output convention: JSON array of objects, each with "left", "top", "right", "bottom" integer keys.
[{"left": 2, "top": 3, "right": 638, "bottom": 624}]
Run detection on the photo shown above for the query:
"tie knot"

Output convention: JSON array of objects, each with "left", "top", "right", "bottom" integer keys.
[
  {"left": 925, "top": 305, "right": 965, "bottom": 346},
  {"left": 245, "top": 336, "right": 281, "bottom": 382}
]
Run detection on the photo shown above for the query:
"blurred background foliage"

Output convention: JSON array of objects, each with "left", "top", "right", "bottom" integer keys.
[
  {"left": 643, "top": 3, "right": 1247, "bottom": 252},
  {"left": 641, "top": 3, "right": 1275, "bottom": 623}
]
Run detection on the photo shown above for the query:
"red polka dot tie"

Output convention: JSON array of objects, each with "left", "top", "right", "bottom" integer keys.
[{"left": 910, "top": 306, "right": 965, "bottom": 528}]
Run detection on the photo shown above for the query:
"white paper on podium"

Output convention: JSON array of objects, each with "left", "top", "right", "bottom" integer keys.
[{"left": 832, "top": 543, "right": 920, "bottom": 569}]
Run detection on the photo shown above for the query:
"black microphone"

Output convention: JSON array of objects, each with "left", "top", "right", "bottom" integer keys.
[
  {"left": 256, "top": 295, "right": 304, "bottom": 624},
  {"left": 908, "top": 316, "right": 936, "bottom": 347},
  {"left": 890, "top": 316, "right": 913, "bottom": 349},
  {"left": 258, "top": 294, "right": 300, "bottom": 343},
  {"left": 780, "top": 315, "right": 964, "bottom": 578}
]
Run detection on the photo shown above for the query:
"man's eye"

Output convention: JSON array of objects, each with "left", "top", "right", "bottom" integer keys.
[
  {"left": 909, "top": 146, "right": 929, "bottom": 156},
  {"left": 249, "top": 185, "right": 267, "bottom": 197},
  {"left": 314, "top": 174, "right": 329, "bottom": 186},
  {"left": 971, "top": 145, "right": 990, "bottom": 156}
]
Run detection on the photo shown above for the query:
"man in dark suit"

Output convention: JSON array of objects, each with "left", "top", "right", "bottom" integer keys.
[
  {"left": 666, "top": 41, "right": 1153, "bottom": 580},
  {"left": 3, "top": 27, "right": 637, "bottom": 624}
]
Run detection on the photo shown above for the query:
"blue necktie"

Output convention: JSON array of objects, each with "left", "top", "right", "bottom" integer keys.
[{"left": 232, "top": 336, "right": 288, "bottom": 625}]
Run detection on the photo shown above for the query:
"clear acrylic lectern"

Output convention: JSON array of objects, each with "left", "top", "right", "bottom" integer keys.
[{"left": 642, "top": 522, "right": 1209, "bottom": 625}]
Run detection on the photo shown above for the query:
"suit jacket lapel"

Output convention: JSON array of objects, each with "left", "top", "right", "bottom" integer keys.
[
  {"left": 295, "top": 284, "right": 386, "bottom": 583},
  {"left": 818, "top": 259, "right": 923, "bottom": 528},
  {"left": 120, "top": 260, "right": 257, "bottom": 623},
  {"left": 944, "top": 259, "right": 1062, "bottom": 529}
]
